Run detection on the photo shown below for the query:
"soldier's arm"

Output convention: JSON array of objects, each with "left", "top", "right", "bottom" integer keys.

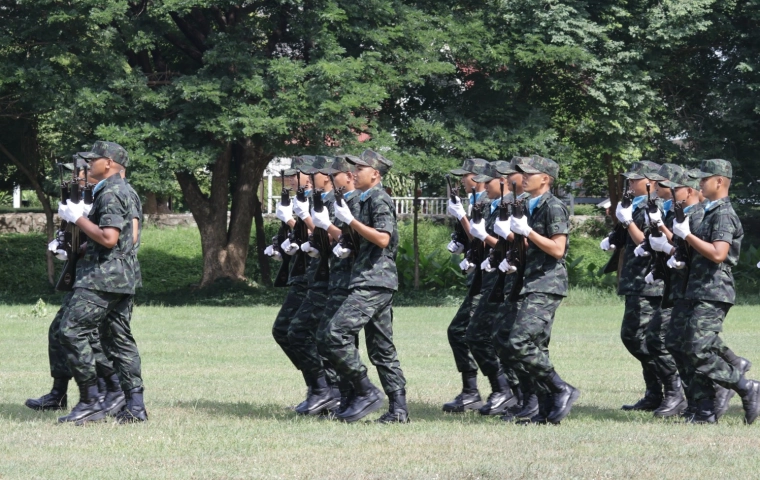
[
  {"left": 685, "top": 237, "right": 730, "bottom": 264},
  {"left": 75, "top": 219, "right": 120, "bottom": 249},
  {"left": 350, "top": 197, "right": 393, "bottom": 248},
  {"left": 527, "top": 232, "right": 567, "bottom": 260},
  {"left": 625, "top": 221, "right": 646, "bottom": 245},
  {"left": 326, "top": 224, "right": 342, "bottom": 242},
  {"left": 484, "top": 233, "right": 498, "bottom": 248},
  {"left": 350, "top": 221, "right": 390, "bottom": 248},
  {"left": 132, "top": 218, "right": 139, "bottom": 245}
]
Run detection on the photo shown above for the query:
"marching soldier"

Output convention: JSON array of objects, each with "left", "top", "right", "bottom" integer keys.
[{"left": 320, "top": 149, "right": 408, "bottom": 423}]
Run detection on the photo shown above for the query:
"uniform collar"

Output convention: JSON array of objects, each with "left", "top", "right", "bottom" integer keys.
[
  {"left": 663, "top": 199, "right": 673, "bottom": 213},
  {"left": 527, "top": 191, "right": 551, "bottom": 216},
  {"left": 93, "top": 174, "right": 121, "bottom": 197},
  {"left": 344, "top": 189, "right": 359, "bottom": 201},
  {"left": 631, "top": 194, "right": 647, "bottom": 210},
  {"left": 704, "top": 196, "right": 729, "bottom": 212},
  {"left": 360, "top": 183, "right": 383, "bottom": 202}
]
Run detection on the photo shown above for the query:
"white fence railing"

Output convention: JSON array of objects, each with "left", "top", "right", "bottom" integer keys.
[{"left": 392, "top": 197, "right": 448, "bottom": 215}]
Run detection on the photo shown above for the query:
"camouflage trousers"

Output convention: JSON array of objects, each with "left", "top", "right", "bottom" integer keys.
[
  {"left": 665, "top": 299, "right": 697, "bottom": 399},
  {"left": 287, "top": 284, "right": 338, "bottom": 384},
  {"left": 58, "top": 289, "right": 143, "bottom": 391},
  {"left": 48, "top": 292, "right": 115, "bottom": 380},
  {"left": 645, "top": 305, "right": 678, "bottom": 379},
  {"left": 465, "top": 271, "right": 503, "bottom": 378},
  {"left": 684, "top": 300, "right": 742, "bottom": 400},
  {"left": 447, "top": 293, "right": 480, "bottom": 373},
  {"left": 320, "top": 288, "right": 406, "bottom": 395},
  {"left": 621, "top": 295, "right": 663, "bottom": 393},
  {"left": 492, "top": 298, "right": 521, "bottom": 388},
  {"left": 317, "top": 288, "right": 359, "bottom": 391},
  {"left": 272, "top": 282, "right": 308, "bottom": 371},
  {"left": 502, "top": 293, "right": 563, "bottom": 392}
]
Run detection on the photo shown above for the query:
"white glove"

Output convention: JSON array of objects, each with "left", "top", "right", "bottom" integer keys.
[
  {"left": 334, "top": 201, "right": 355, "bottom": 225},
  {"left": 311, "top": 207, "right": 332, "bottom": 230},
  {"left": 645, "top": 209, "right": 662, "bottom": 227},
  {"left": 459, "top": 258, "right": 476, "bottom": 274},
  {"left": 301, "top": 241, "right": 320, "bottom": 258},
  {"left": 494, "top": 218, "right": 511, "bottom": 240},
  {"left": 276, "top": 201, "right": 293, "bottom": 223},
  {"left": 649, "top": 234, "right": 672, "bottom": 253},
  {"left": 615, "top": 202, "right": 633, "bottom": 224},
  {"left": 58, "top": 200, "right": 85, "bottom": 224},
  {"left": 264, "top": 244, "right": 282, "bottom": 261},
  {"left": 510, "top": 215, "right": 532, "bottom": 237},
  {"left": 499, "top": 258, "right": 517, "bottom": 274},
  {"left": 447, "top": 198, "right": 466, "bottom": 220},
  {"left": 481, "top": 258, "right": 495, "bottom": 273},
  {"left": 757, "top": 260, "right": 760, "bottom": 269},
  {"left": 600, "top": 237, "right": 615, "bottom": 251},
  {"left": 293, "top": 197, "right": 310, "bottom": 220},
  {"left": 634, "top": 243, "right": 651, "bottom": 257},
  {"left": 48, "top": 238, "right": 60, "bottom": 253},
  {"left": 667, "top": 255, "right": 685, "bottom": 269},
  {"left": 447, "top": 240, "right": 465, "bottom": 254},
  {"left": 644, "top": 271, "right": 655, "bottom": 284},
  {"left": 281, "top": 238, "right": 300, "bottom": 256},
  {"left": 48, "top": 239, "right": 68, "bottom": 261},
  {"left": 673, "top": 219, "right": 691, "bottom": 239},
  {"left": 82, "top": 203, "right": 93, "bottom": 217},
  {"left": 333, "top": 243, "right": 352, "bottom": 259},
  {"left": 469, "top": 220, "right": 488, "bottom": 241}
]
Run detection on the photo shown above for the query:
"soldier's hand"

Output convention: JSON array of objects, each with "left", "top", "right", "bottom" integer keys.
[
  {"left": 649, "top": 234, "right": 672, "bottom": 253},
  {"left": 58, "top": 200, "right": 85, "bottom": 224},
  {"left": 509, "top": 215, "right": 532, "bottom": 237},
  {"left": 633, "top": 243, "right": 651, "bottom": 257},
  {"left": 499, "top": 258, "right": 517, "bottom": 274},
  {"left": 447, "top": 198, "right": 466, "bottom": 220},
  {"left": 264, "top": 244, "right": 282, "bottom": 261},
  {"left": 333, "top": 201, "right": 355, "bottom": 225},
  {"left": 672, "top": 219, "right": 691, "bottom": 239},
  {"left": 494, "top": 218, "right": 511, "bottom": 240},
  {"left": 281, "top": 238, "right": 300, "bottom": 256},
  {"left": 667, "top": 255, "right": 685, "bottom": 269},
  {"left": 480, "top": 258, "right": 495, "bottom": 273},
  {"left": 311, "top": 207, "right": 332, "bottom": 230},
  {"left": 645, "top": 209, "right": 662, "bottom": 227},
  {"left": 301, "top": 241, "right": 320, "bottom": 258},
  {"left": 600, "top": 236, "right": 614, "bottom": 251},
  {"left": 615, "top": 202, "right": 633, "bottom": 224},
  {"left": 447, "top": 240, "right": 464, "bottom": 254},
  {"left": 459, "top": 258, "right": 476, "bottom": 274},
  {"left": 469, "top": 219, "right": 488, "bottom": 241},
  {"left": 332, "top": 243, "right": 352, "bottom": 259},
  {"left": 82, "top": 203, "right": 93, "bottom": 218},
  {"left": 644, "top": 271, "right": 655, "bottom": 284},
  {"left": 757, "top": 260, "right": 760, "bottom": 269},
  {"left": 293, "top": 197, "right": 311, "bottom": 220},
  {"left": 276, "top": 201, "right": 293, "bottom": 223}
]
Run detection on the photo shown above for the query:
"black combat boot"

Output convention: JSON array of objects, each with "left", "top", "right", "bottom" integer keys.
[
  {"left": 685, "top": 397, "right": 717, "bottom": 424},
  {"left": 336, "top": 374, "right": 384, "bottom": 423},
  {"left": 680, "top": 397, "right": 697, "bottom": 419},
  {"left": 478, "top": 371, "right": 516, "bottom": 416},
  {"left": 518, "top": 392, "right": 553, "bottom": 425},
  {"left": 621, "top": 389, "right": 663, "bottom": 411},
  {"left": 292, "top": 371, "right": 312, "bottom": 413},
  {"left": 101, "top": 374, "right": 127, "bottom": 417},
  {"left": 298, "top": 374, "right": 340, "bottom": 416},
  {"left": 443, "top": 371, "right": 483, "bottom": 413},
  {"left": 653, "top": 375, "right": 687, "bottom": 418},
  {"left": 57, "top": 383, "right": 106, "bottom": 425},
  {"left": 115, "top": 386, "right": 148, "bottom": 424},
  {"left": 376, "top": 389, "right": 410, "bottom": 424},
  {"left": 512, "top": 390, "right": 539, "bottom": 420},
  {"left": 713, "top": 385, "right": 735, "bottom": 420},
  {"left": 546, "top": 371, "right": 580, "bottom": 424},
  {"left": 97, "top": 376, "right": 107, "bottom": 403},
  {"left": 25, "top": 377, "right": 69, "bottom": 411},
  {"left": 735, "top": 379, "right": 760, "bottom": 425},
  {"left": 500, "top": 384, "right": 524, "bottom": 422}
]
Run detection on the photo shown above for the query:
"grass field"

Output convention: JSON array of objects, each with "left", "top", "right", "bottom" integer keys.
[{"left": 3, "top": 302, "right": 760, "bottom": 479}]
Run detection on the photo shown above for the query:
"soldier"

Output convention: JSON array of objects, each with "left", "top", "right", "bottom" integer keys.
[
  {"left": 313, "top": 155, "right": 363, "bottom": 415},
  {"left": 321, "top": 149, "right": 408, "bottom": 423},
  {"left": 606, "top": 161, "right": 667, "bottom": 411},
  {"left": 670, "top": 159, "right": 760, "bottom": 424},
  {"left": 55, "top": 141, "right": 146, "bottom": 424},
  {"left": 442, "top": 158, "right": 492, "bottom": 413},
  {"left": 495, "top": 156, "right": 578, "bottom": 425}
]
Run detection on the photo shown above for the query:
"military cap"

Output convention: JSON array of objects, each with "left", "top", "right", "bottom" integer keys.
[
  {"left": 451, "top": 158, "right": 490, "bottom": 176},
  {"left": 473, "top": 161, "right": 510, "bottom": 182},
  {"left": 647, "top": 163, "right": 681, "bottom": 182},
  {"left": 658, "top": 165, "right": 698, "bottom": 189},
  {"left": 302, "top": 155, "right": 333, "bottom": 174},
  {"left": 320, "top": 155, "right": 358, "bottom": 175},
  {"left": 493, "top": 156, "right": 525, "bottom": 176},
  {"left": 516, "top": 155, "right": 559, "bottom": 179},
  {"left": 283, "top": 155, "right": 315, "bottom": 176},
  {"left": 77, "top": 141, "right": 129, "bottom": 167},
  {"left": 621, "top": 160, "right": 661, "bottom": 180},
  {"left": 689, "top": 159, "right": 733, "bottom": 179},
  {"left": 347, "top": 149, "right": 393, "bottom": 175}
]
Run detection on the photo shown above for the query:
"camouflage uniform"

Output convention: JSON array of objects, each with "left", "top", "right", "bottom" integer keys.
[
  {"left": 618, "top": 161, "right": 665, "bottom": 397},
  {"left": 322, "top": 182, "right": 406, "bottom": 395}
]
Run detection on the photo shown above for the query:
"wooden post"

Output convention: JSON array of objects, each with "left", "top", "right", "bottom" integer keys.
[{"left": 413, "top": 173, "right": 420, "bottom": 290}]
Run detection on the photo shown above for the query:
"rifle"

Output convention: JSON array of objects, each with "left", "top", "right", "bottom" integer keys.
[
  {"left": 55, "top": 162, "right": 93, "bottom": 291},
  {"left": 506, "top": 182, "right": 527, "bottom": 302},
  {"left": 273, "top": 170, "right": 293, "bottom": 287},
  {"left": 445, "top": 174, "right": 470, "bottom": 261},
  {"left": 465, "top": 186, "right": 486, "bottom": 297},
  {"left": 287, "top": 173, "right": 309, "bottom": 279},
  {"left": 487, "top": 181, "right": 509, "bottom": 303},
  {"left": 329, "top": 173, "right": 360, "bottom": 252},
  {"left": 309, "top": 173, "right": 331, "bottom": 283},
  {"left": 643, "top": 183, "right": 669, "bottom": 300},
  {"left": 602, "top": 178, "right": 634, "bottom": 274},
  {"left": 669, "top": 187, "right": 691, "bottom": 297}
]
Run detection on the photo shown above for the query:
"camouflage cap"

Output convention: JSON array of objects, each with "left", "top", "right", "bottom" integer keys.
[
  {"left": 77, "top": 141, "right": 129, "bottom": 167},
  {"left": 451, "top": 158, "right": 490, "bottom": 176},
  {"left": 347, "top": 149, "right": 393, "bottom": 175},
  {"left": 493, "top": 156, "right": 524, "bottom": 176},
  {"left": 282, "top": 155, "right": 316, "bottom": 176},
  {"left": 657, "top": 164, "right": 696, "bottom": 189},
  {"left": 647, "top": 163, "right": 681, "bottom": 182},
  {"left": 621, "top": 160, "right": 661, "bottom": 180},
  {"left": 302, "top": 155, "right": 333, "bottom": 174},
  {"left": 516, "top": 155, "right": 559, "bottom": 179},
  {"left": 473, "top": 161, "right": 509, "bottom": 182},
  {"left": 320, "top": 155, "right": 358, "bottom": 175},
  {"left": 689, "top": 158, "right": 733, "bottom": 179}
]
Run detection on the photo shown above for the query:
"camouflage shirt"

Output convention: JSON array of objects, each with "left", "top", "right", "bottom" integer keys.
[
  {"left": 349, "top": 183, "right": 399, "bottom": 291},
  {"left": 329, "top": 189, "right": 361, "bottom": 291},
  {"left": 75, "top": 174, "right": 137, "bottom": 294},
  {"left": 685, "top": 197, "right": 743, "bottom": 304},
  {"left": 126, "top": 181, "right": 143, "bottom": 289},
  {"left": 520, "top": 191, "right": 569, "bottom": 297},
  {"left": 618, "top": 199, "right": 664, "bottom": 297},
  {"left": 306, "top": 190, "right": 335, "bottom": 289},
  {"left": 666, "top": 202, "right": 705, "bottom": 301}
]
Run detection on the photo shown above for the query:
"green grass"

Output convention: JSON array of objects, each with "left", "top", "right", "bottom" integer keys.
[{"left": 2, "top": 303, "right": 760, "bottom": 478}]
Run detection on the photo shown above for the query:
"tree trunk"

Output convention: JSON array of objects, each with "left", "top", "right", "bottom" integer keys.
[
  {"left": 413, "top": 174, "right": 420, "bottom": 290},
  {"left": 144, "top": 191, "right": 158, "bottom": 214},
  {"left": 175, "top": 139, "right": 272, "bottom": 288},
  {"left": 605, "top": 153, "right": 621, "bottom": 223}
]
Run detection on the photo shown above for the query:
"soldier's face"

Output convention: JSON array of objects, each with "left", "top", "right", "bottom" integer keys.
[
  {"left": 461, "top": 173, "right": 477, "bottom": 190},
  {"left": 84, "top": 157, "right": 110, "bottom": 180},
  {"left": 485, "top": 178, "right": 502, "bottom": 199},
  {"left": 353, "top": 165, "right": 377, "bottom": 190},
  {"left": 522, "top": 172, "right": 547, "bottom": 194},
  {"left": 699, "top": 176, "right": 722, "bottom": 199},
  {"left": 314, "top": 173, "right": 330, "bottom": 190},
  {"left": 629, "top": 178, "right": 648, "bottom": 196},
  {"left": 332, "top": 171, "right": 353, "bottom": 190},
  {"left": 508, "top": 172, "right": 524, "bottom": 194},
  {"left": 656, "top": 182, "right": 672, "bottom": 199},
  {"left": 296, "top": 172, "right": 311, "bottom": 190},
  {"left": 673, "top": 186, "right": 692, "bottom": 203}
]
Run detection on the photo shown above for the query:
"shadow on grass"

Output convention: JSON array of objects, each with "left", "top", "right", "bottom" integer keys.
[{"left": 0, "top": 403, "right": 63, "bottom": 423}]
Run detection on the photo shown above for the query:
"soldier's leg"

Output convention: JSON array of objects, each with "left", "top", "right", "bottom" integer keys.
[
  {"left": 665, "top": 299, "right": 697, "bottom": 414},
  {"left": 443, "top": 293, "right": 483, "bottom": 413},
  {"left": 620, "top": 295, "right": 663, "bottom": 410},
  {"left": 495, "top": 297, "right": 535, "bottom": 420},
  {"left": 272, "top": 282, "right": 308, "bottom": 369},
  {"left": 318, "top": 289, "right": 352, "bottom": 391},
  {"left": 646, "top": 306, "right": 686, "bottom": 417}
]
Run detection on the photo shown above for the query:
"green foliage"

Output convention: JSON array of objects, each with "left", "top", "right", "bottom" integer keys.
[
  {"left": 566, "top": 234, "right": 617, "bottom": 291},
  {"left": 396, "top": 219, "right": 466, "bottom": 291},
  {"left": 572, "top": 204, "right": 602, "bottom": 216}
]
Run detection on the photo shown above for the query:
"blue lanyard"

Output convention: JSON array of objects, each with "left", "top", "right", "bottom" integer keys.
[
  {"left": 93, "top": 180, "right": 107, "bottom": 196},
  {"left": 631, "top": 194, "right": 647, "bottom": 210},
  {"left": 528, "top": 196, "right": 541, "bottom": 216},
  {"left": 663, "top": 199, "right": 672, "bottom": 213}
]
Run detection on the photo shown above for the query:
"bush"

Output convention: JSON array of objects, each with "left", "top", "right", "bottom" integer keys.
[
  {"left": 572, "top": 204, "right": 603, "bottom": 216},
  {"left": 396, "top": 219, "right": 467, "bottom": 291}
]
